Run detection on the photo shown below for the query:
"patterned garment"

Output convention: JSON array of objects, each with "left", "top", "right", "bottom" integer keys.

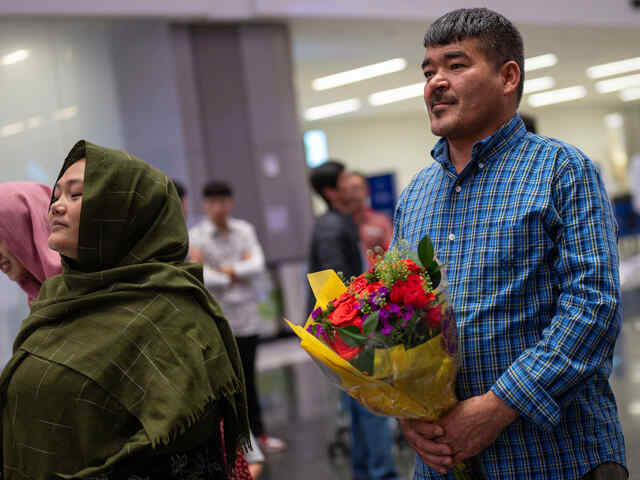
[
  {"left": 392, "top": 115, "right": 626, "bottom": 479},
  {"left": 81, "top": 435, "right": 227, "bottom": 480}
]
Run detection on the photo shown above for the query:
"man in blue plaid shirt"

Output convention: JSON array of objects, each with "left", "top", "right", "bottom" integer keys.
[{"left": 396, "top": 8, "right": 627, "bottom": 480}]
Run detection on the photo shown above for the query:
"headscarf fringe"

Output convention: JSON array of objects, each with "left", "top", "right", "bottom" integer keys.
[{"left": 149, "top": 378, "right": 250, "bottom": 454}]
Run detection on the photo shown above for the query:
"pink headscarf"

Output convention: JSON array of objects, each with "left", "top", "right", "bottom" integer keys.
[{"left": 0, "top": 182, "right": 62, "bottom": 302}]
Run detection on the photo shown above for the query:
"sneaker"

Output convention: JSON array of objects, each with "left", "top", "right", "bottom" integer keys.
[{"left": 258, "top": 434, "right": 287, "bottom": 453}]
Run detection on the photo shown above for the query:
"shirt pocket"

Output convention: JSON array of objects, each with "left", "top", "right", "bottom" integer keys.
[{"left": 484, "top": 211, "right": 548, "bottom": 270}]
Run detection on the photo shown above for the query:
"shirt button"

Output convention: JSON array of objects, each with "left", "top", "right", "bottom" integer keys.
[
  {"left": 455, "top": 185, "right": 462, "bottom": 193},
  {"left": 478, "top": 163, "right": 485, "bottom": 169},
  {"left": 448, "top": 233, "right": 455, "bottom": 241}
]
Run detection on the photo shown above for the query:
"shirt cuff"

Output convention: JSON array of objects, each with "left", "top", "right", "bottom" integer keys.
[{"left": 491, "top": 366, "right": 561, "bottom": 433}]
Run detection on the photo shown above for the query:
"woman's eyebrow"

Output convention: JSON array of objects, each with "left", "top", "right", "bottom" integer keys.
[{"left": 54, "top": 178, "right": 83, "bottom": 190}]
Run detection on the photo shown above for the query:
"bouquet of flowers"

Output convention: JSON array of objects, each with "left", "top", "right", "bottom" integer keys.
[
  {"left": 287, "top": 235, "right": 459, "bottom": 420},
  {"left": 286, "top": 235, "right": 469, "bottom": 477}
]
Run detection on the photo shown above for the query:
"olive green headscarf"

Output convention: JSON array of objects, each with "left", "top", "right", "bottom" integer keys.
[{"left": 3, "top": 140, "right": 249, "bottom": 471}]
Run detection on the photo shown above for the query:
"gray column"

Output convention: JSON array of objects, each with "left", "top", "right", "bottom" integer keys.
[{"left": 172, "top": 23, "right": 314, "bottom": 263}]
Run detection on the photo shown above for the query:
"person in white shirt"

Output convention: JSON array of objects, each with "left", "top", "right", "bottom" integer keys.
[{"left": 189, "top": 181, "right": 287, "bottom": 454}]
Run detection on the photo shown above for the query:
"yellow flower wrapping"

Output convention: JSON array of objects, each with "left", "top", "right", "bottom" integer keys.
[{"left": 285, "top": 270, "right": 458, "bottom": 421}]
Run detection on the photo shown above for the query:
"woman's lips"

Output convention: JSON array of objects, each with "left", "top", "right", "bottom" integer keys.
[{"left": 50, "top": 221, "right": 67, "bottom": 231}]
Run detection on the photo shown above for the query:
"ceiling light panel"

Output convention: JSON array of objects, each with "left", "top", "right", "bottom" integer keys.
[
  {"left": 587, "top": 57, "right": 640, "bottom": 79},
  {"left": 595, "top": 73, "right": 640, "bottom": 93},
  {"left": 304, "top": 99, "right": 361, "bottom": 121},
  {"left": 619, "top": 87, "right": 640, "bottom": 102},
  {"left": 527, "top": 86, "right": 587, "bottom": 107},
  {"left": 2, "top": 49, "right": 29, "bottom": 66},
  {"left": 523, "top": 76, "right": 555, "bottom": 94},
  {"left": 368, "top": 82, "right": 424, "bottom": 106},
  {"left": 524, "top": 54, "right": 557, "bottom": 72},
  {"left": 312, "top": 58, "right": 407, "bottom": 91}
]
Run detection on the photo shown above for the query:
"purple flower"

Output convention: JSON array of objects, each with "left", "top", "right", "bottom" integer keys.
[
  {"left": 377, "top": 286, "right": 389, "bottom": 296},
  {"left": 306, "top": 324, "right": 315, "bottom": 334},
  {"left": 371, "top": 303, "right": 381, "bottom": 312},
  {"left": 388, "top": 304, "right": 402, "bottom": 314},
  {"left": 380, "top": 318, "right": 393, "bottom": 335},
  {"left": 311, "top": 307, "right": 322, "bottom": 320},
  {"left": 379, "top": 309, "right": 390, "bottom": 321},
  {"left": 354, "top": 303, "right": 361, "bottom": 310},
  {"left": 316, "top": 325, "right": 328, "bottom": 341}
]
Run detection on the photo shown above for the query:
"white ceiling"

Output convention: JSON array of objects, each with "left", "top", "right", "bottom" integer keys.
[{"left": 290, "top": 18, "right": 640, "bottom": 122}]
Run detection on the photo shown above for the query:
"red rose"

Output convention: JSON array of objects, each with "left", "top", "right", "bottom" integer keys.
[
  {"left": 333, "top": 292, "right": 354, "bottom": 308},
  {"left": 424, "top": 306, "right": 442, "bottom": 328},
  {"left": 328, "top": 333, "right": 362, "bottom": 360},
  {"left": 348, "top": 275, "right": 369, "bottom": 294},
  {"left": 390, "top": 281, "right": 410, "bottom": 304},
  {"left": 402, "top": 258, "right": 423, "bottom": 274},
  {"left": 328, "top": 296, "right": 362, "bottom": 328},
  {"left": 405, "top": 289, "right": 431, "bottom": 309},
  {"left": 364, "top": 281, "right": 384, "bottom": 295}
]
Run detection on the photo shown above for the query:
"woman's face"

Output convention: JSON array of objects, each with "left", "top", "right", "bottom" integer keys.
[
  {"left": 48, "top": 159, "right": 86, "bottom": 260},
  {"left": 0, "top": 239, "right": 27, "bottom": 282}
]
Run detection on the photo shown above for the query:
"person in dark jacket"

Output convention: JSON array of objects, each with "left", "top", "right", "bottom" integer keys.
[{"left": 307, "top": 160, "right": 400, "bottom": 480}]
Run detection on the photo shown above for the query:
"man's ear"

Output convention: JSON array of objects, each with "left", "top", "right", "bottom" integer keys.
[{"left": 501, "top": 60, "right": 521, "bottom": 97}]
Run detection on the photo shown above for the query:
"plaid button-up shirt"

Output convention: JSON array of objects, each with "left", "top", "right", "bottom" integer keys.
[{"left": 392, "top": 115, "right": 626, "bottom": 479}]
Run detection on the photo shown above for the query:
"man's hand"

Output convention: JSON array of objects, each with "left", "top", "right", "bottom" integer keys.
[
  {"left": 220, "top": 265, "right": 237, "bottom": 282},
  {"left": 437, "top": 391, "right": 518, "bottom": 464},
  {"left": 399, "top": 419, "right": 454, "bottom": 475}
]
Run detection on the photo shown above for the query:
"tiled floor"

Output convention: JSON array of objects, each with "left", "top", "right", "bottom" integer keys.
[{"left": 255, "top": 287, "right": 640, "bottom": 479}]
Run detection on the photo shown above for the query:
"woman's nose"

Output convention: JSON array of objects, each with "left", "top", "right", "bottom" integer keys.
[{"left": 50, "top": 200, "right": 65, "bottom": 215}]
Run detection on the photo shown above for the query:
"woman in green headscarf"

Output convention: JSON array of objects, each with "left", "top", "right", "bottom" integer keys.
[{"left": 0, "top": 141, "right": 250, "bottom": 479}]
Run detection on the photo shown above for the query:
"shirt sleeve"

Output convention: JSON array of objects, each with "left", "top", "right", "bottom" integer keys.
[
  {"left": 202, "top": 265, "right": 231, "bottom": 288},
  {"left": 232, "top": 223, "right": 266, "bottom": 278},
  {"left": 491, "top": 151, "right": 621, "bottom": 432}
]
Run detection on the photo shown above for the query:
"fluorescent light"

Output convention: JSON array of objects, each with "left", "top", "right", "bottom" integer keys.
[
  {"left": 595, "top": 73, "right": 640, "bottom": 93},
  {"left": 54, "top": 105, "right": 78, "bottom": 121},
  {"left": 523, "top": 76, "right": 555, "bottom": 94},
  {"left": 27, "top": 116, "right": 43, "bottom": 129},
  {"left": 312, "top": 58, "right": 407, "bottom": 91},
  {"left": 527, "top": 86, "right": 587, "bottom": 108},
  {"left": 630, "top": 401, "right": 640, "bottom": 416},
  {"left": 304, "top": 99, "right": 361, "bottom": 121},
  {"left": 619, "top": 87, "right": 640, "bottom": 102},
  {"left": 587, "top": 57, "right": 640, "bottom": 79},
  {"left": 0, "top": 121, "right": 25, "bottom": 137},
  {"left": 2, "top": 49, "right": 29, "bottom": 66},
  {"left": 368, "top": 82, "right": 424, "bottom": 106},
  {"left": 524, "top": 54, "right": 557, "bottom": 72}
]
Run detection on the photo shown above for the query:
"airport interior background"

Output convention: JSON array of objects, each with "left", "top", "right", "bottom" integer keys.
[{"left": 0, "top": 1, "right": 639, "bottom": 478}]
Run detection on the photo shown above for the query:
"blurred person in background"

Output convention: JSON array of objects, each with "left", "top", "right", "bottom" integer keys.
[
  {"left": 0, "top": 182, "right": 62, "bottom": 304},
  {"left": 0, "top": 141, "right": 250, "bottom": 479},
  {"left": 343, "top": 172, "right": 393, "bottom": 266},
  {"left": 189, "top": 181, "right": 286, "bottom": 454},
  {"left": 308, "top": 161, "right": 400, "bottom": 480},
  {"left": 397, "top": 8, "right": 626, "bottom": 479}
]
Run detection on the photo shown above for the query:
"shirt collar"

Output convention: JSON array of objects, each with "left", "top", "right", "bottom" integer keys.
[
  {"left": 430, "top": 114, "right": 526, "bottom": 169},
  {"left": 205, "top": 218, "right": 232, "bottom": 237}
]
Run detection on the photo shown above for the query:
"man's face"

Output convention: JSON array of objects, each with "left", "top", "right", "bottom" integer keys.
[
  {"left": 422, "top": 38, "right": 506, "bottom": 142},
  {"left": 343, "top": 174, "right": 369, "bottom": 212},
  {"left": 202, "top": 196, "right": 233, "bottom": 225}
]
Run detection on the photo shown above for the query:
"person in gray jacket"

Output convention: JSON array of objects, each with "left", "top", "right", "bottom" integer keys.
[{"left": 308, "top": 160, "right": 400, "bottom": 480}]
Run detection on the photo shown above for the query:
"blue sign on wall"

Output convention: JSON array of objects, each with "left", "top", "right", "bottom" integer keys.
[
  {"left": 613, "top": 195, "right": 640, "bottom": 237},
  {"left": 367, "top": 173, "right": 397, "bottom": 220}
]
